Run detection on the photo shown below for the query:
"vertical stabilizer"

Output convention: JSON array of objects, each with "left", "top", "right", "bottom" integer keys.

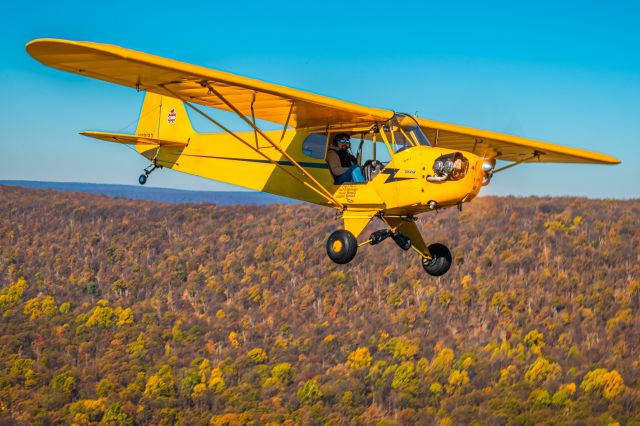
[{"left": 136, "top": 92, "right": 194, "bottom": 141}]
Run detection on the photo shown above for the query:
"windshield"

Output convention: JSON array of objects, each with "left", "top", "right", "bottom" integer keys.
[{"left": 394, "top": 113, "right": 431, "bottom": 147}]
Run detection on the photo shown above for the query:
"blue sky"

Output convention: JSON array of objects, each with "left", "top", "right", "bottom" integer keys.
[{"left": 2, "top": 0, "right": 639, "bottom": 198}]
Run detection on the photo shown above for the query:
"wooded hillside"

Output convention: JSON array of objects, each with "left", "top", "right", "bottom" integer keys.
[{"left": 0, "top": 185, "right": 638, "bottom": 425}]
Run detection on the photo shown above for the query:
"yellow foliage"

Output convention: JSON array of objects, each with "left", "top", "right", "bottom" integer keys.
[
  {"left": 228, "top": 331, "right": 240, "bottom": 348},
  {"left": 439, "top": 417, "right": 454, "bottom": 426},
  {"left": 524, "top": 357, "right": 561, "bottom": 384},
  {"left": 560, "top": 382, "right": 576, "bottom": 396},
  {"left": 144, "top": 365, "right": 175, "bottom": 397},
  {"left": 431, "top": 347, "right": 455, "bottom": 377},
  {"left": 23, "top": 295, "right": 56, "bottom": 320},
  {"left": 346, "top": 347, "right": 373, "bottom": 370},
  {"left": 0, "top": 277, "right": 28, "bottom": 311},
  {"left": 247, "top": 347, "right": 268, "bottom": 363},
  {"left": 116, "top": 307, "right": 134, "bottom": 327},
  {"left": 274, "top": 335, "right": 288, "bottom": 348},
  {"left": 429, "top": 382, "right": 443, "bottom": 395},
  {"left": 191, "top": 383, "right": 207, "bottom": 397},
  {"left": 59, "top": 302, "right": 71, "bottom": 314},
  {"left": 208, "top": 368, "right": 225, "bottom": 393},
  {"left": 85, "top": 304, "right": 115, "bottom": 328},
  {"left": 606, "top": 308, "right": 633, "bottom": 330},
  {"left": 499, "top": 365, "right": 518, "bottom": 386},
  {"left": 446, "top": 370, "right": 469, "bottom": 394},
  {"left": 524, "top": 330, "right": 545, "bottom": 355},
  {"left": 379, "top": 336, "right": 419, "bottom": 360},
  {"left": 602, "top": 370, "right": 625, "bottom": 399},
  {"left": 215, "top": 309, "right": 226, "bottom": 319}
]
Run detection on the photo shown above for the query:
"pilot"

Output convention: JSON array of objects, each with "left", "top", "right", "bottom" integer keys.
[{"left": 326, "top": 133, "right": 365, "bottom": 184}]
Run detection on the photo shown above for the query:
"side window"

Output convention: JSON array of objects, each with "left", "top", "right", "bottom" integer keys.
[{"left": 302, "top": 133, "right": 327, "bottom": 159}]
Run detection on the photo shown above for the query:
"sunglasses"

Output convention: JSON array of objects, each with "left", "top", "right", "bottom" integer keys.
[{"left": 338, "top": 139, "right": 350, "bottom": 143}]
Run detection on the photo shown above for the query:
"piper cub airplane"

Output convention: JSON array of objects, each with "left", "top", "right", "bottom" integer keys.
[{"left": 27, "top": 39, "right": 619, "bottom": 277}]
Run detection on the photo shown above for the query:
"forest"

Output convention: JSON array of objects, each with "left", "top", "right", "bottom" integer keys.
[{"left": 0, "top": 184, "right": 638, "bottom": 425}]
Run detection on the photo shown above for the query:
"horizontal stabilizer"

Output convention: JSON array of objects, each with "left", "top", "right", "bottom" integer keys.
[{"left": 80, "top": 131, "right": 188, "bottom": 148}]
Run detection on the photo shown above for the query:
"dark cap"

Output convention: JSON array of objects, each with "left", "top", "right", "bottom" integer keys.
[{"left": 332, "top": 133, "right": 351, "bottom": 146}]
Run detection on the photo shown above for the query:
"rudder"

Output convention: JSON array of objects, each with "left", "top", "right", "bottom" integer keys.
[{"left": 136, "top": 92, "right": 194, "bottom": 142}]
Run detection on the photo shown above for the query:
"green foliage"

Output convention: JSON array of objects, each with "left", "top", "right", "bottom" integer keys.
[
  {"left": 392, "top": 362, "right": 417, "bottom": 394},
  {"left": 59, "top": 301, "right": 71, "bottom": 314},
  {"left": 51, "top": 371, "right": 75, "bottom": 394},
  {"left": 528, "top": 389, "right": 552, "bottom": 407},
  {"left": 297, "top": 379, "right": 323, "bottom": 404},
  {"left": 96, "top": 378, "right": 115, "bottom": 397},
  {"left": 128, "top": 333, "right": 148, "bottom": 359},
  {"left": 102, "top": 402, "right": 133, "bottom": 426},
  {"left": 247, "top": 347, "right": 268, "bottom": 363}
]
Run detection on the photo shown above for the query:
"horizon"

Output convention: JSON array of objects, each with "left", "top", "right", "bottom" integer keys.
[{"left": 2, "top": 179, "right": 637, "bottom": 201}]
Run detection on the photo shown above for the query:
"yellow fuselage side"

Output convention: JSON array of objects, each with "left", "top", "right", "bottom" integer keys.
[{"left": 137, "top": 130, "right": 484, "bottom": 216}]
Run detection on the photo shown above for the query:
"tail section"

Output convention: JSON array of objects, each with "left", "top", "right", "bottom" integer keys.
[{"left": 136, "top": 92, "right": 194, "bottom": 142}]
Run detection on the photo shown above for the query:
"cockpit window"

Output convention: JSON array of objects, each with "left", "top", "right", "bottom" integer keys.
[
  {"left": 302, "top": 133, "right": 327, "bottom": 159},
  {"left": 395, "top": 113, "right": 431, "bottom": 147}
]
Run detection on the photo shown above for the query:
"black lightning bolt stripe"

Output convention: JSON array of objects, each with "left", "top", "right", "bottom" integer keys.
[{"left": 381, "top": 168, "right": 415, "bottom": 183}]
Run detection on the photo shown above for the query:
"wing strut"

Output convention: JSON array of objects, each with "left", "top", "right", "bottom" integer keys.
[
  {"left": 161, "top": 85, "right": 344, "bottom": 210},
  {"left": 493, "top": 151, "right": 544, "bottom": 173},
  {"left": 200, "top": 82, "right": 344, "bottom": 209}
]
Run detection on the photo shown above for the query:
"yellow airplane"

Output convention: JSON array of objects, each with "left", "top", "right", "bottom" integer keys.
[{"left": 26, "top": 39, "right": 619, "bottom": 276}]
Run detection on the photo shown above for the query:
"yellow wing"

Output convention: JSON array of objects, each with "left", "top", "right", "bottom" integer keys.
[
  {"left": 417, "top": 117, "right": 620, "bottom": 164},
  {"left": 26, "top": 38, "right": 393, "bottom": 128}
]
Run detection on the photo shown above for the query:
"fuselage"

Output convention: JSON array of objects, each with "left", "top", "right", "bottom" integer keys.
[{"left": 137, "top": 129, "right": 485, "bottom": 217}]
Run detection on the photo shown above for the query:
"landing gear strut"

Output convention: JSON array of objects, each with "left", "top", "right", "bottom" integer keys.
[
  {"left": 138, "top": 163, "right": 162, "bottom": 185},
  {"left": 325, "top": 223, "right": 453, "bottom": 277}
]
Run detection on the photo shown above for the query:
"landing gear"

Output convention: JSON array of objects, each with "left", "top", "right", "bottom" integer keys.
[
  {"left": 326, "top": 230, "right": 358, "bottom": 264},
  {"left": 421, "top": 243, "right": 452, "bottom": 276},
  {"left": 325, "top": 219, "right": 453, "bottom": 277},
  {"left": 138, "top": 163, "right": 161, "bottom": 185}
]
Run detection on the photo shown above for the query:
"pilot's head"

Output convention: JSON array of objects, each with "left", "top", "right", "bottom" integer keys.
[{"left": 333, "top": 133, "right": 351, "bottom": 149}]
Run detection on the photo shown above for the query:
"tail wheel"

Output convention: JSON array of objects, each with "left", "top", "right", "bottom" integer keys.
[
  {"left": 138, "top": 174, "right": 148, "bottom": 185},
  {"left": 422, "top": 243, "right": 452, "bottom": 276},
  {"left": 326, "top": 230, "right": 357, "bottom": 264}
]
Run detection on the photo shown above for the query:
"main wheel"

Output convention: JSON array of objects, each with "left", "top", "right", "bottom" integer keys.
[
  {"left": 326, "top": 230, "right": 357, "bottom": 264},
  {"left": 138, "top": 174, "right": 147, "bottom": 185},
  {"left": 422, "top": 243, "right": 452, "bottom": 276}
]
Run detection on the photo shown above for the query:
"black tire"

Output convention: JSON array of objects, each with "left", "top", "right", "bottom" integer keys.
[
  {"left": 138, "top": 174, "right": 147, "bottom": 185},
  {"left": 422, "top": 243, "right": 452, "bottom": 276},
  {"left": 326, "top": 230, "right": 358, "bottom": 264}
]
